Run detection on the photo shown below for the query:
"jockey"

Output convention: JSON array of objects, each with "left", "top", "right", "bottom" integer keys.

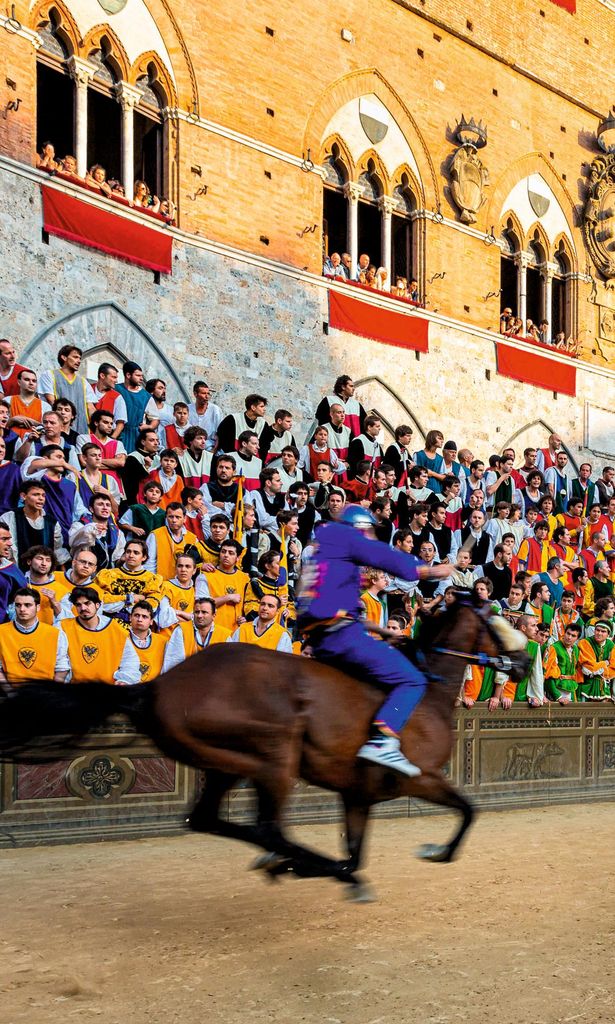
[{"left": 298, "top": 505, "right": 452, "bottom": 776}]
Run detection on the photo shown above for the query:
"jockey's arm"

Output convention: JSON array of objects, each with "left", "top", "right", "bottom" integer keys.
[{"left": 348, "top": 530, "right": 453, "bottom": 584}]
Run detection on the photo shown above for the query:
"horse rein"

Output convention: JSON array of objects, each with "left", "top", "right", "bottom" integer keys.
[{"left": 433, "top": 606, "right": 514, "bottom": 674}]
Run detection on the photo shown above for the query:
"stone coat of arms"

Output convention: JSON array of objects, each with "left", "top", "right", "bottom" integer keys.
[
  {"left": 450, "top": 144, "right": 489, "bottom": 225},
  {"left": 583, "top": 151, "right": 615, "bottom": 279}
]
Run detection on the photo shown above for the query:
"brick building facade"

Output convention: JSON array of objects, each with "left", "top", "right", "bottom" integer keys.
[{"left": 0, "top": 0, "right": 614, "bottom": 454}]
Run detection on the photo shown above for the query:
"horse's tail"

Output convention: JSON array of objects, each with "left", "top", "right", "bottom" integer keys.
[{"left": 0, "top": 680, "right": 153, "bottom": 759}]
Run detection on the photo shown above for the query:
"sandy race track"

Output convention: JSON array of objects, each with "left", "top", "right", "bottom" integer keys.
[{"left": 1, "top": 802, "right": 614, "bottom": 1024}]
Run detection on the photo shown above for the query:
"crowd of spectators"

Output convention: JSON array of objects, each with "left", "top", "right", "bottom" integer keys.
[
  {"left": 0, "top": 338, "right": 613, "bottom": 704},
  {"left": 322, "top": 249, "right": 580, "bottom": 355},
  {"left": 323, "top": 251, "right": 422, "bottom": 303},
  {"left": 35, "top": 141, "right": 175, "bottom": 223},
  {"left": 499, "top": 306, "right": 580, "bottom": 356}
]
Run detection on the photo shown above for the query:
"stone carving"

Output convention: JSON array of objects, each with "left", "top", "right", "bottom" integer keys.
[
  {"left": 80, "top": 756, "right": 124, "bottom": 799},
  {"left": 603, "top": 742, "right": 615, "bottom": 770},
  {"left": 450, "top": 143, "right": 489, "bottom": 225},
  {"left": 501, "top": 741, "right": 564, "bottom": 781},
  {"left": 599, "top": 306, "right": 615, "bottom": 342},
  {"left": 583, "top": 151, "right": 615, "bottom": 279},
  {"left": 97, "top": 0, "right": 128, "bottom": 13}
]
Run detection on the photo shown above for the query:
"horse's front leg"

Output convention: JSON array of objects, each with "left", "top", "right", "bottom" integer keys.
[
  {"left": 338, "top": 792, "right": 376, "bottom": 902},
  {"left": 252, "top": 781, "right": 366, "bottom": 892},
  {"left": 412, "top": 778, "right": 475, "bottom": 863}
]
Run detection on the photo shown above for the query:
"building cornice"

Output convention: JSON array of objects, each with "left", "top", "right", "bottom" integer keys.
[
  {"left": 170, "top": 109, "right": 327, "bottom": 179},
  {"left": 0, "top": 14, "right": 41, "bottom": 47}
]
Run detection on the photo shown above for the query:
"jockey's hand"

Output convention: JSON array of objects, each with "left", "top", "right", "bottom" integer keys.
[
  {"left": 488, "top": 696, "right": 500, "bottom": 711},
  {"left": 417, "top": 562, "right": 453, "bottom": 580},
  {"left": 501, "top": 697, "right": 513, "bottom": 710}
]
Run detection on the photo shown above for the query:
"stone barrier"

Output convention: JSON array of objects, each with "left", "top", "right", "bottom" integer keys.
[{"left": 2, "top": 706, "right": 614, "bottom": 848}]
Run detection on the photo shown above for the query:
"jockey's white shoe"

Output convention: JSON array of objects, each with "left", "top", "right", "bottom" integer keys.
[{"left": 357, "top": 734, "right": 421, "bottom": 777}]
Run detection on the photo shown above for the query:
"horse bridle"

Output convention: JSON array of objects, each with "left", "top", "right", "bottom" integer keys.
[{"left": 433, "top": 601, "right": 515, "bottom": 675}]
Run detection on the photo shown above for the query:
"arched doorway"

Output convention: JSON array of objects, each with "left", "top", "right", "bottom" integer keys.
[{"left": 21, "top": 302, "right": 190, "bottom": 401}]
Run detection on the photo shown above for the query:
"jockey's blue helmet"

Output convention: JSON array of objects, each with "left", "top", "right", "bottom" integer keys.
[{"left": 339, "top": 505, "right": 377, "bottom": 531}]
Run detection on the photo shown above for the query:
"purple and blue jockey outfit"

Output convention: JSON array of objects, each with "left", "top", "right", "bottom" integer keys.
[{"left": 298, "top": 520, "right": 426, "bottom": 735}]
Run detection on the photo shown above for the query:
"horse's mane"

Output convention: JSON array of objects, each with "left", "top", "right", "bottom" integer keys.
[{"left": 415, "top": 594, "right": 478, "bottom": 653}]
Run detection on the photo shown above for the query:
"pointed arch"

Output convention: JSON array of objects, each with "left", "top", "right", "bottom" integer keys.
[
  {"left": 485, "top": 152, "right": 579, "bottom": 247},
  {"left": 356, "top": 149, "right": 390, "bottom": 194},
  {"left": 501, "top": 419, "right": 578, "bottom": 473},
  {"left": 303, "top": 68, "right": 436, "bottom": 209},
  {"left": 31, "top": 0, "right": 79, "bottom": 55},
  {"left": 321, "top": 133, "right": 355, "bottom": 182},
  {"left": 353, "top": 375, "right": 426, "bottom": 447},
  {"left": 391, "top": 163, "right": 421, "bottom": 209},
  {"left": 553, "top": 233, "right": 575, "bottom": 271},
  {"left": 500, "top": 211, "right": 524, "bottom": 251},
  {"left": 525, "top": 222, "right": 550, "bottom": 260},
  {"left": 20, "top": 302, "right": 190, "bottom": 401},
  {"left": 81, "top": 25, "right": 131, "bottom": 82},
  {"left": 130, "top": 50, "right": 177, "bottom": 108}
]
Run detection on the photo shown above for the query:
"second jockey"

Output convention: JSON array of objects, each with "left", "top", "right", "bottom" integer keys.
[{"left": 298, "top": 505, "right": 453, "bottom": 777}]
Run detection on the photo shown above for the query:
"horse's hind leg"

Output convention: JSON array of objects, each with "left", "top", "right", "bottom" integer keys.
[
  {"left": 187, "top": 769, "right": 245, "bottom": 836},
  {"left": 414, "top": 780, "right": 475, "bottom": 864}
]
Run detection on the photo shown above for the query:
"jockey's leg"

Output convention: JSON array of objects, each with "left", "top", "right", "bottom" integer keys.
[{"left": 315, "top": 622, "right": 426, "bottom": 777}]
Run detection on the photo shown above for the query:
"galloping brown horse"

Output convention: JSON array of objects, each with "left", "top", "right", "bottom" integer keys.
[{"left": 0, "top": 597, "right": 526, "bottom": 899}]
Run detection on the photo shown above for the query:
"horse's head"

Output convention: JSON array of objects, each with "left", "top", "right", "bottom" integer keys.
[{"left": 429, "top": 591, "right": 531, "bottom": 682}]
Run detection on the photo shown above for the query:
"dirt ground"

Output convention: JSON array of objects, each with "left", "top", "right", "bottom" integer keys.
[{"left": 1, "top": 803, "right": 614, "bottom": 1024}]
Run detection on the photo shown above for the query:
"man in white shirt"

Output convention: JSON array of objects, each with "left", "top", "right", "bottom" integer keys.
[
  {"left": 188, "top": 381, "right": 223, "bottom": 451},
  {"left": 89, "top": 362, "right": 127, "bottom": 436},
  {"left": 544, "top": 451, "right": 573, "bottom": 514},
  {"left": 145, "top": 378, "right": 175, "bottom": 445}
]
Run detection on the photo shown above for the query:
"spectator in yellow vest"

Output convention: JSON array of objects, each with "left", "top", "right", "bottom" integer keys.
[
  {"left": 145, "top": 503, "right": 206, "bottom": 579},
  {"left": 0, "top": 586, "right": 69, "bottom": 684},
  {"left": 229, "top": 594, "right": 292, "bottom": 652},
  {"left": 125, "top": 600, "right": 168, "bottom": 683},
  {"left": 61, "top": 586, "right": 140, "bottom": 684},
  {"left": 163, "top": 596, "right": 230, "bottom": 670}
]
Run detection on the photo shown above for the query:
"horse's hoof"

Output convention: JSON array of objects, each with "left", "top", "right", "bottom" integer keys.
[
  {"left": 250, "top": 852, "right": 284, "bottom": 872},
  {"left": 416, "top": 843, "right": 453, "bottom": 863},
  {"left": 343, "top": 881, "right": 377, "bottom": 903}
]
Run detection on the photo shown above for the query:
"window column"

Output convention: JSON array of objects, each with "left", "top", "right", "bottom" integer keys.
[
  {"left": 343, "top": 182, "right": 362, "bottom": 278},
  {"left": 116, "top": 82, "right": 142, "bottom": 201},
  {"left": 378, "top": 195, "right": 396, "bottom": 290},
  {"left": 67, "top": 56, "right": 96, "bottom": 177},
  {"left": 514, "top": 252, "right": 529, "bottom": 331},
  {"left": 543, "top": 262, "right": 557, "bottom": 339}
]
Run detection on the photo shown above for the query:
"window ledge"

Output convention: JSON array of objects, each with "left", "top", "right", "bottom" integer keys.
[
  {"left": 2, "top": 154, "right": 613, "bottom": 384},
  {"left": 37, "top": 165, "right": 174, "bottom": 228}
]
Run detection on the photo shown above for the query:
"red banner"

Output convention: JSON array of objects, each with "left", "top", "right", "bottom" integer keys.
[
  {"left": 496, "top": 342, "right": 577, "bottom": 396},
  {"left": 328, "top": 289, "right": 429, "bottom": 353},
  {"left": 41, "top": 186, "right": 172, "bottom": 274},
  {"left": 549, "top": 0, "right": 575, "bottom": 11}
]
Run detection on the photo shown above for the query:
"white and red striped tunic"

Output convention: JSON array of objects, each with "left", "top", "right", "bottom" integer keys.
[{"left": 234, "top": 452, "right": 263, "bottom": 491}]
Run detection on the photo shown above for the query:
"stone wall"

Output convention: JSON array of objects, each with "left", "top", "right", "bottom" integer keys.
[
  {"left": 3, "top": 705, "right": 615, "bottom": 848},
  {"left": 1, "top": 162, "right": 614, "bottom": 459}
]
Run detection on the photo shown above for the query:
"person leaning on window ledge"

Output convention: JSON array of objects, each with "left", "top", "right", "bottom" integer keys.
[
  {"left": 133, "top": 180, "right": 160, "bottom": 214},
  {"left": 85, "top": 164, "right": 113, "bottom": 197},
  {"left": 35, "top": 141, "right": 58, "bottom": 172},
  {"left": 57, "top": 154, "right": 83, "bottom": 182}
]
